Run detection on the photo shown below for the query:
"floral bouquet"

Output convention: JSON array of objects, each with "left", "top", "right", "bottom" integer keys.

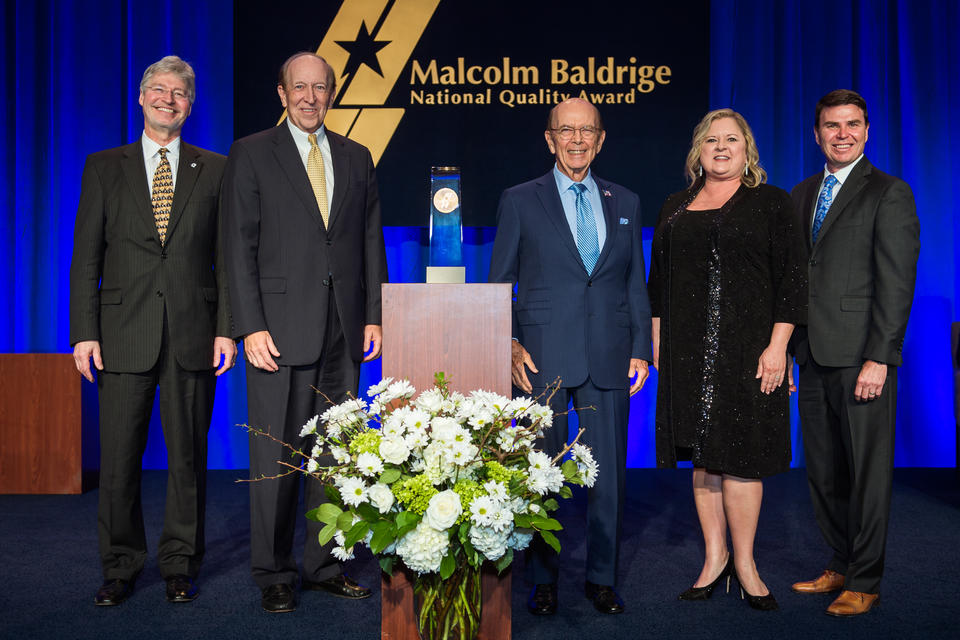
[{"left": 296, "top": 372, "right": 597, "bottom": 640}]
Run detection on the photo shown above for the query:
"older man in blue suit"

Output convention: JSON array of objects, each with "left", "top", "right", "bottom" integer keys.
[{"left": 489, "top": 98, "right": 652, "bottom": 615}]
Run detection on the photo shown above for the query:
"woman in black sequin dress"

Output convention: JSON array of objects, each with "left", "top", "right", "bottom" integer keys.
[{"left": 648, "top": 109, "right": 807, "bottom": 609}]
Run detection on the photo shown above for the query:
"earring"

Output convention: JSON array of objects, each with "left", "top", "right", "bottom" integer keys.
[
  {"left": 698, "top": 165, "right": 703, "bottom": 177},
  {"left": 743, "top": 163, "right": 749, "bottom": 176}
]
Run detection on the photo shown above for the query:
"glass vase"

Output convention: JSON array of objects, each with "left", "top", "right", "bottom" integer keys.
[{"left": 414, "top": 563, "right": 482, "bottom": 640}]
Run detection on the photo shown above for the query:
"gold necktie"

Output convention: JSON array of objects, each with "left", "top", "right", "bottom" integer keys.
[
  {"left": 307, "top": 133, "right": 330, "bottom": 228},
  {"left": 151, "top": 147, "right": 174, "bottom": 244}
]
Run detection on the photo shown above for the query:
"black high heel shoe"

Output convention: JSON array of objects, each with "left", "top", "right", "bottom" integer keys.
[
  {"left": 678, "top": 555, "right": 733, "bottom": 601},
  {"left": 733, "top": 569, "right": 778, "bottom": 611}
]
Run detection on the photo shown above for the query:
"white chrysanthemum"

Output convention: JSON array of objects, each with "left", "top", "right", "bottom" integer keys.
[
  {"left": 356, "top": 452, "right": 384, "bottom": 477},
  {"left": 423, "top": 490, "right": 463, "bottom": 531},
  {"left": 404, "top": 428, "right": 429, "bottom": 450},
  {"left": 449, "top": 442, "right": 479, "bottom": 467},
  {"left": 402, "top": 408, "right": 431, "bottom": 432},
  {"left": 382, "top": 379, "right": 416, "bottom": 402},
  {"left": 469, "top": 495, "right": 500, "bottom": 527},
  {"left": 483, "top": 480, "right": 508, "bottom": 501},
  {"left": 367, "top": 377, "right": 395, "bottom": 397},
  {"left": 378, "top": 436, "right": 410, "bottom": 465},
  {"left": 415, "top": 388, "right": 445, "bottom": 413},
  {"left": 429, "top": 416, "right": 462, "bottom": 443},
  {"left": 507, "top": 529, "right": 534, "bottom": 552},
  {"left": 339, "top": 476, "right": 368, "bottom": 506},
  {"left": 571, "top": 443, "right": 599, "bottom": 487},
  {"left": 368, "top": 482, "right": 395, "bottom": 514},
  {"left": 299, "top": 414, "right": 320, "bottom": 438},
  {"left": 525, "top": 402, "right": 554, "bottom": 429},
  {"left": 468, "top": 524, "right": 510, "bottom": 562},
  {"left": 381, "top": 410, "right": 407, "bottom": 438},
  {"left": 331, "top": 545, "right": 354, "bottom": 561},
  {"left": 306, "top": 458, "right": 320, "bottom": 473},
  {"left": 395, "top": 521, "right": 449, "bottom": 574},
  {"left": 330, "top": 445, "right": 351, "bottom": 464},
  {"left": 489, "top": 505, "right": 514, "bottom": 532},
  {"left": 526, "top": 452, "right": 564, "bottom": 495},
  {"left": 422, "top": 441, "right": 456, "bottom": 484},
  {"left": 527, "top": 451, "right": 552, "bottom": 471}
]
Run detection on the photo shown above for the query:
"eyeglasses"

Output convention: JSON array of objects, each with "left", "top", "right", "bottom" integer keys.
[
  {"left": 549, "top": 126, "right": 601, "bottom": 140},
  {"left": 147, "top": 85, "right": 189, "bottom": 101}
]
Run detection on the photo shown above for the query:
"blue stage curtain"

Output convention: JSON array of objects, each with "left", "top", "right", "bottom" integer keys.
[
  {"left": 710, "top": 0, "right": 959, "bottom": 466},
  {"left": 2, "top": 0, "right": 956, "bottom": 468}
]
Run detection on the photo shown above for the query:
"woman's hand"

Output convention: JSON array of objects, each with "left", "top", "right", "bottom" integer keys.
[{"left": 756, "top": 344, "right": 787, "bottom": 395}]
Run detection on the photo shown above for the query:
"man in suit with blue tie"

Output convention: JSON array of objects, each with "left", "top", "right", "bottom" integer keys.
[
  {"left": 790, "top": 90, "right": 920, "bottom": 616},
  {"left": 489, "top": 98, "right": 653, "bottom": 615}
]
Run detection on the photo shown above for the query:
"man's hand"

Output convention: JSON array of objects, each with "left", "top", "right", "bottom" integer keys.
[
  {"left": 511, "top": 340, "right": 538, "bottom": 394},
  {"left": 629, "top": 358, "right": 649, "bottom": 396},
  {"left": 243, "top": 330, "right": 280, "bottom": 372},
  {"left": 787, "top": 356, "right": 796, "bottom": 395},
  {"left": 363, "top": 324, "right": 383, "bottom": 362},
  {"left": 651, "top": 317, "right": 660, "bottom": 371},
  {"left": 854, "top": 359, "right": 887, "bottom": 402},
  {"left": 213, "top": 337, "right": 238, "bottom": 376},
  {"left": 73, "top": 340, "right": 103, "bottom": 383}
]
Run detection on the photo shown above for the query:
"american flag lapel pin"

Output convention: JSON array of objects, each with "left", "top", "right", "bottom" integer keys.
[{"left": 603, "top": 189, "right": 612, "bottom": 197}]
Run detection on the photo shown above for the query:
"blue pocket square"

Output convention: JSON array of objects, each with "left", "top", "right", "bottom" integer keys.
[{"left": 619, "top": 217, "right": 629, "bottom": 225}]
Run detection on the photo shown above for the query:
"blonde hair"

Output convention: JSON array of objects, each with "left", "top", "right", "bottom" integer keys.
[{"left": 684, "top": 109, "right": 766, "bottom": 188}]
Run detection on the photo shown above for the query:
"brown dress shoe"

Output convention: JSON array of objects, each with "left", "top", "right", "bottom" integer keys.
[
  {"left": 791, "top": 570, "right": 844, "bottom": 594},
  {"left": 826, "top": 590, "right": 879, "bottom": 616}
]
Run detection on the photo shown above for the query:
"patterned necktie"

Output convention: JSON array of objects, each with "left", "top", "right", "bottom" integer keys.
[
  {"left": 307, "top": 133, "right": 330, "bottom": 228},
  {"left": 572, "top": 183, "right": 599, "bottom": 274},
  {"left": 811, "top": 174, "right": 839, "bottom": 244},
  {"left": 151, "top": 147, "right": 174, "bottom": 244}
]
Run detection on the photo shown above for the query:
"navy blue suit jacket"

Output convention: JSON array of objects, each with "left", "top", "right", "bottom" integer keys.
[{"left": 488, "top": 170, "right": 653, "bottom": 390}]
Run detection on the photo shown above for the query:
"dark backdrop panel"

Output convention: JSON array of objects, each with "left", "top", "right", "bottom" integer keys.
[{"left": 235, "top": 0, "right": 710, "bottom": 226}]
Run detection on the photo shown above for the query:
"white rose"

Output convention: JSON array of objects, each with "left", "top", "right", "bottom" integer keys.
[
  {"left": 378, "top": 436, "right": 411, "bottom": 465},
  {"left": 368, "top": 482, "right": 396, "bottom": 514},
  {"left": 423, "top": 489, "right": 463, "bottom": 531}
]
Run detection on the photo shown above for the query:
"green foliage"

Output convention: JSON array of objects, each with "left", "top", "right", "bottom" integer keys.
[
  {"left": 395, "top": 510, "right": 421, "bottom": 538},
  {"left": 336, "top": 511, "right": 355, "bottom": 532},
  {"left": 369, "top": 521, "right": 396, "bottom": 554},
  {"left": 318, "top": 522, "right": 337, "bottom": 546},
  {"left": 344, "top": 521, "right": 370, "bottom": 549},
  {"left": 495, "top": 549, "right": 514, "bottom": 574},
  {"left": 439, "top": 553, "right": 456, "bottom": 580},
  {"left": 540, "top": 530, "right": 560, "bottom": 553},
  {"left": 380, "top": 467, "right": 401, "bottom": 484},
  {"left": 452, "top": 479, "right": 483, "bottom": 524},
  {"left": 561, "top": 458, "right": 579, "bottom": 482},
  {"left": 312, "top": 503, "right": 343, "bottom": 525},
  {"left": 379, "top": 555, "right": 397, "bottom": 576}
]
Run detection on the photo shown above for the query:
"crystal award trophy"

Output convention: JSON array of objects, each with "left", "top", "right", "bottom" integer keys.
[{"left": 426, "top": 166, "right": 465, "bottom": 283}]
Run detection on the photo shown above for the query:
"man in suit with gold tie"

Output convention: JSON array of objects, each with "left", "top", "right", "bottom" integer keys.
[
  {"left": 222, "top": 52, "right": 388, "bottom": 613},
  {"left": 790, "top": 89, "right": 920, "bottom": 616},
  {"left": 70, "top": 55, "right": 236, "bottom": 606}
]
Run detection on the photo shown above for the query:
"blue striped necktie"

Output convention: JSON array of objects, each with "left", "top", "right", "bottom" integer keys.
[
  {"left": 571, "top": 182, "right": 599, "bottom": 274},
  {"left": 811, "top": 174, "right": 839, "bottom": 243}
]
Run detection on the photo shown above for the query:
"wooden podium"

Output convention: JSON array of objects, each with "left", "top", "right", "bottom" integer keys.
[
  {"left": 380, "top": 283, "right": 512, "bottom": 640},
  {"left": 0, "top": 354, "right": 97, "bottom": 494}
]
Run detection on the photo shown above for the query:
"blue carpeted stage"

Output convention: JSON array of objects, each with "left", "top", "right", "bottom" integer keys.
[{"left": 2, "top": 468, "right": 957, "bottom": 639}]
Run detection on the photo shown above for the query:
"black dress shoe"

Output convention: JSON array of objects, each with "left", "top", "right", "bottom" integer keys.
[
  {"left": 165, "top": 575, "right": 198, "bottom": 603},
  {"left": 261, "top": 583, "right": 297, "bottom": 613},
  {"left": 94, "top": 579, "right": 134, "bottom": 606},
  {"left": 585, "top": 581, "right": 625, "bottom": 614},
  {"left": 527, "top": 583, "right": 558, "bottom": 615},
  {"left": 302, "top": 574, "right": 372, "bottom": 599},
  {"left": 678, "top": 555, "right": 733, "bottom": 601}
]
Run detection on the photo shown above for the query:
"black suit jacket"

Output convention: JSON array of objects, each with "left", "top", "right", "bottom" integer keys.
[
  {"left": 790, "top": 157, "right": 919, "bottom": 368},
  {"left": 69, "top": 140, "right": 231, "bottom": 372},
  {"left": 222, "top": 125, "right": 388, "bottom": 365}
]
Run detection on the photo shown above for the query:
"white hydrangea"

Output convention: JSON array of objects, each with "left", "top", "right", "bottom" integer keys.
[
  {"left": 507, "top": 529, "right": 534, "bottom": 552},
  {"left": 356, "top": 452, "right": 384, "bottom": 477},
  {"left": 299, "top": 414, "right": 319, "bottom": 438},
  {"left": 395, "top": 521, "right": 449, "bottom": 574},
  {"left": 367, "top": 482, "right": 395, "bottom": 514},
  {"left": 423, "top": 489, "right": 463, "bottom": 531},
  {"left": 378, "top": 436, "right": 411, "bottom": 465},
  {"left": 469, "top": 524, "right": 510, "bottom": 561}
]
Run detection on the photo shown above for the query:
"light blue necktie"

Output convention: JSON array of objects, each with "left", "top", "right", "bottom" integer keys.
[
  {"left": 572, "top": 183, "right": 599, "bottom": 274},
  {"left": 811, "top": 174, "right": 839, "bottom": 243}
]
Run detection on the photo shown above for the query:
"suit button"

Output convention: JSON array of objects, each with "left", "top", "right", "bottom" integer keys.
[
  {"left": 809, "top": 259, "right": 817, "bottom": 266},
  {"left": 161, "top": 253, "right": 167, "bottom": 259},
  {"left": 156, "top": 290, "right": 163, "bottom": 297},
  {"left": 326, "top": 240, "right": 332, "bottom": 246},
  {"left": 322, "top": 279, "right": 329, "bottom": 286},
  {"left": 587, "top": 281, "right": 592, "bottom": 287}
]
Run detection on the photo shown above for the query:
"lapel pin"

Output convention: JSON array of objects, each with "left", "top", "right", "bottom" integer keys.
[
  {"left": 603, "top": 189, "right": 612, "bottom": 197},
  {"left": 190, "top": 162, "right": 197, "bottom": 168},
  {"left": 620, "top": 217, "right": 629, "bottom": 225}
]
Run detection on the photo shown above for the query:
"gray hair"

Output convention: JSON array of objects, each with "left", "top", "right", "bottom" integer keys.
[{"left": 140, "top": 55, "right": 196, "bottom": 104}]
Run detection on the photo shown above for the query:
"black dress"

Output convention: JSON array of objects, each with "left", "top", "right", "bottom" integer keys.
[{"left": 647, "top": 183, "right": 807, "bottom": 478}]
